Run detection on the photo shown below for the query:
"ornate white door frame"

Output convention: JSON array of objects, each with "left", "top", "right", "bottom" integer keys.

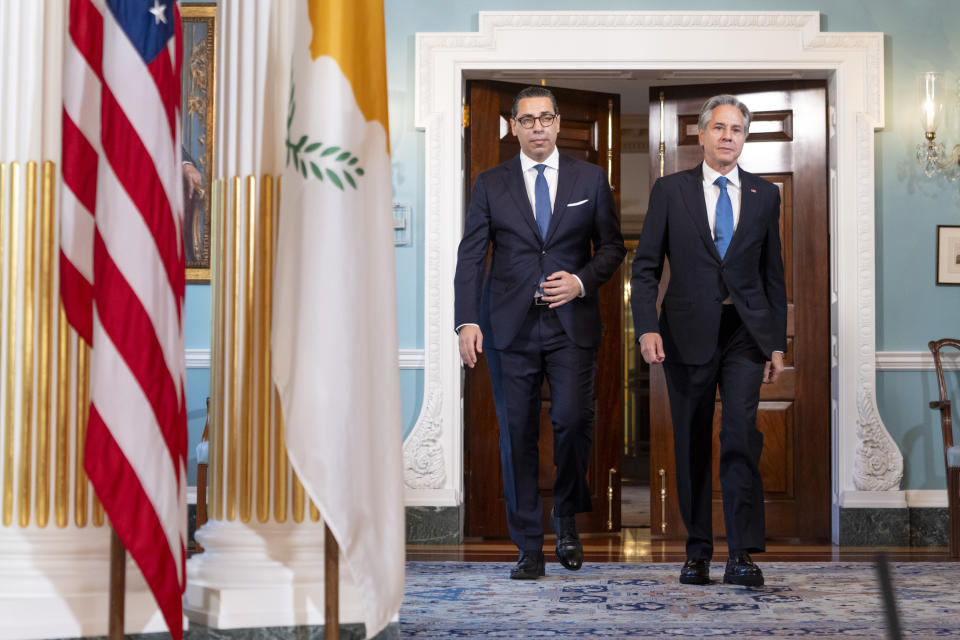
[{"left": 405, "top": 11, "right": 902, "bottom": 542}]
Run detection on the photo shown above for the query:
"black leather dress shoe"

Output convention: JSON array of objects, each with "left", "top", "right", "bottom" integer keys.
[
  {"left": 723, "top": 552, "right": 764, "bottom": 586},
  {"left": 551, "top": 508, "right": 583, "bottom": 571},
  {"left": 509, "top": 550, "right": 545, "bottom": 580},
  {"left": 679, "top": 558, "right": 711, "bottom": 585}
]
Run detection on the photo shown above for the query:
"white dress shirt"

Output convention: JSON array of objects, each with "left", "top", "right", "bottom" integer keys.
[{"left": 520, "top": 147, "right": 559, "bottom": 217}]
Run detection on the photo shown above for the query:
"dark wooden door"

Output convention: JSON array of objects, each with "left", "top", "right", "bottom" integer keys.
[
  {"left": 463, "top": 79, "right": 623, "bottom": 538},
  {"left": 647, "top": 81, "right": 830, "bottom": 540}
]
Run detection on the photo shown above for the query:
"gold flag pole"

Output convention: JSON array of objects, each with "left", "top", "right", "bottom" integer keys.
[
  {"left": 325, "top": 522, "right": 339, "bottom": 640},
  {"left": 108, "top": 527, "right": 126, "bottom": 640}
]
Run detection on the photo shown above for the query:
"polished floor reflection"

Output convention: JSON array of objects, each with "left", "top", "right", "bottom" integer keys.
[{"left": 407, "top": 527, "right": 951, "bottom": 563}]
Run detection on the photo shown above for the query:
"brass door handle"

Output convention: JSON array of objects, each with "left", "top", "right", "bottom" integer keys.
[
  {"left": 607, "top": 467, "right": 616, "bottom": 531},
  {"left": 659, "top": 468, "right": 667, "bottom": 534}
]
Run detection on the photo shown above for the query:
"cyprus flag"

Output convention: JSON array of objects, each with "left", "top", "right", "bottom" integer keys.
[{"left": 271, "top": 1, "right": 403, "bottom": 636}]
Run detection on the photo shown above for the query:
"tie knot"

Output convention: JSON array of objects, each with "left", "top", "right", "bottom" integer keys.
[
  {"left": 535, "top": 164, "right": 547, "bottom": 176},
  {"left": 714, "top": 175, "right": 728, "bottom": 190}
]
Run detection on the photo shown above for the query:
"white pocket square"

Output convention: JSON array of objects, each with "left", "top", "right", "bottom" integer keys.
[{"left": 567, "top": 199, "right": 589, "bottom": 207}]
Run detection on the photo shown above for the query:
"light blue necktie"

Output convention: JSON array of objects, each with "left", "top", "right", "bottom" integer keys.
[
  {"left": 714, "top": 175, "right": 733, "bottom": 258},
  {"left": 534, "top": 164, "right": 551, "bottom": 240}
]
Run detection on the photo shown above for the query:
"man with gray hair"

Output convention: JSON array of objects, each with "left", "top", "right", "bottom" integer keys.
[{"left": 630, "top": 94, "right": 786, "bottom": 586}]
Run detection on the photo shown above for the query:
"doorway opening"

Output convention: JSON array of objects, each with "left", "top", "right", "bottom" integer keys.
[{"left": 461, "top": 70, "right": 832, "bottom": 541}]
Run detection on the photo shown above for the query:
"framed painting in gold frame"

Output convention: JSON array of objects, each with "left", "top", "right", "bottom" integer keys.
[{"left": 181, "top": 3, "right": 217, "bottom": 283}]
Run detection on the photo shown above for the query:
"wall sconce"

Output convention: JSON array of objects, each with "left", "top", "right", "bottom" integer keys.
[{"left": 916, "top": 71, "right": 960, "bottom": 182}]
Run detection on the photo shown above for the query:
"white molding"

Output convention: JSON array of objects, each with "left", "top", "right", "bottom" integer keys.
[
  {"left": 840, "top": 489, "right": 907, "bottom": 509},
  {"left": 185, "top": 348, "right": 210, "bottom": 369},
  {"left": 398, "top": 349, "right": 426, "bottom": 369},
  {"left": 412, "top": 11, "right": 891, "bottom": 540},
  {"left": 184, "top": 348, "right": 426, "bottom": 370},
  {"left": 876, "top": 350, "right": 960, "bottom": 371},
  {"left": 404, "top": 486, "right": 460, "bottom": 507},
  {"left": 842, "top": 490, "right": 949, "bottom": 509},
  {"left": 905, "top": 489, "right": 948, "bottom": 508}
]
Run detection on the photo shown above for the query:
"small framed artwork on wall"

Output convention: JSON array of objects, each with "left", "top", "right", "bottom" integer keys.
[
  {"left": 181, "top": 3, "right": 217, "bottom": 283},
  {"left": 937, "top": 225, "right": 960, "bottom": 286}
]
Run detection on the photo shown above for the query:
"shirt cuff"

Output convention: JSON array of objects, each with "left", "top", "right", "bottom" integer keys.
[
  {"left": 573, "top": 274, "right": 585, "bottom": 298},
  {"left": 455, "top": 323, "right": 479, "bottom": 333}
]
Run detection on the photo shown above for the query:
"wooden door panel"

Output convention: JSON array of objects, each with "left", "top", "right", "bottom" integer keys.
[
  {"left": 648, "top": 80, "right": 829, "bottom": 542},
  {"left": 464, "top": 80, "right": 622, "bottom": 538},
  {"left": 710, "top": 402, "right": 795, "bottom": 497}
]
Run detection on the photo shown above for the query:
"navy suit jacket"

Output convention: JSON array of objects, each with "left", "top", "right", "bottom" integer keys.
[
  {"left": 454, "top": 154, "right": 625, "bottom": 351},
  {"left": 630, "top": 164, "right": 787, "bottom": 365}
]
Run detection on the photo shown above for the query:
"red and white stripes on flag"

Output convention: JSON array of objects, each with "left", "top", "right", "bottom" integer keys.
[{"left": 60, "top": 1, "right": 187, "bottom": 637}]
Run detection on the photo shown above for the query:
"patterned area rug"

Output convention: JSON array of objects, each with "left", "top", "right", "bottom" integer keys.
[{"left": 400, "top": 561, "right": 960, "bottom": 638}]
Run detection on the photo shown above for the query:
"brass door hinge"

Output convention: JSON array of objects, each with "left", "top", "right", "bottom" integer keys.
[{"left": 463, "top": 104, "right": 470, "bottom": 128}]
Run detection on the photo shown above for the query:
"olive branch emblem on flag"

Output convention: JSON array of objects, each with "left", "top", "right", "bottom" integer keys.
[{"left": 285, "top": 79, "right": 366, "bottom": 190}]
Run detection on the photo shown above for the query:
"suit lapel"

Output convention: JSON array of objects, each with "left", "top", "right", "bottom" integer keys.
[
  {"left": 679, "top": 164, "right": 722, "bottom": 263},
  {"left": 502, "top": 156, "right": 542, "bottom": 241},
  {"left": 544, "top": 154, "right": 579, "bottom": 245},
  {"left": 725, "top": 167, "right": 758, "bottom": 261}
]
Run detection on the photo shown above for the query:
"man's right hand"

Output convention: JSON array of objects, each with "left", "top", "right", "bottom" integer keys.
[
  {"left": 458, "top": 325, "right": 484, "bottom": 368},
  {"left": 639, "top": 332, "right": 665, "bottom": 365}
]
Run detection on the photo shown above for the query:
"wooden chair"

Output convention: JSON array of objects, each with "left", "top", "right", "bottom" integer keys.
[
  {"left": 195, "top": 397, "right": 211, "bottom": 553},
  {"left": 929, "top": 339, "right": 960, "bottom": 558}
]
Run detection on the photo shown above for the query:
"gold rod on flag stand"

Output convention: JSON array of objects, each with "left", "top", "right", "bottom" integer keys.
[
  {"left": 325, "top": 523, "right": 339, "bottom": 640},
  {"left": 36, "top": 161, "right": 55, "bottom": 528},
  {"left": 273, "top": 387, "right": 287, "bottom": 522},
  {"left": 74, "top": 338, "right": 89, "bottom": 526},
  {"left": 207, "top": 180, "right": 220, "bottom": 522},
  {"left": 92, "top": 490, "right": 104, "bottom": 527},
  {"left": 291, "top": 473, "right": 304, "bottom": 523},
  {"left": 240, "top": 176, "right": 255, "bottom": 522},
  {"left": 226, "top": 177, "right": 241, "bottom": 521},
  {"left": 108, "top": 527, "right": 126, "bottom": 640},
  {"left": 272, "top": 178, "right": 287, "bottom": 523},
  {"left": 214, "top": 179, "right": 227, "bottom": 521},
  {"left": 1, "top": 162, "right": 15, "bottom": 527},
  {"left": 19, "top": 161, "right": 37, "bottom": 527},
  {"left": 55, "top": 305, "right": 70, "bottom": 528},
  {"left": 256, "top": 175, "right": 273, "bottom": 523}
]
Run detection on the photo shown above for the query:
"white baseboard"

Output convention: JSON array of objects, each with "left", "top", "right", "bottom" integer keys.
[
  {"left": 905, "top": 489, "right": 948, "bottom": 508},
  {"left": 840, "top": 489, "right": 949, "bottom": 508}
]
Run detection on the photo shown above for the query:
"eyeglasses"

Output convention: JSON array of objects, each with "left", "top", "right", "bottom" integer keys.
[{"left": 514, "top": 113, "right": 558, "bottom": 129}]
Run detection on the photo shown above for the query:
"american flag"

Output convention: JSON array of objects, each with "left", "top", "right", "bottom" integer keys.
[{"left": 60, "top": 1, "right": 187, "bottom": 637}]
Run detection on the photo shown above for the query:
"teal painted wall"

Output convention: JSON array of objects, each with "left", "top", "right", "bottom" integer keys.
[{"left": 184, "top": 0, "right": 960, "bottom": 491}]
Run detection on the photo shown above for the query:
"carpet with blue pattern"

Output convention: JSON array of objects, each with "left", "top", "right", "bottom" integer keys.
[{"left": 400, "top": 561, "right": 960, "bottom": 638}]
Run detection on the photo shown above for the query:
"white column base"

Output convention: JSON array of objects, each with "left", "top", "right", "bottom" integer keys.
[
  {"left": 0, "top": 526, "right": 176, "bottom": 640},
  {"left": 185, "top": 519, "right": 365, "bottom": 629}
]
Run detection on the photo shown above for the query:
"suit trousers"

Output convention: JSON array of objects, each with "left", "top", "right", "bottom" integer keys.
[
  {"left": 662, "top": 305, "right": 767, "bottom": 560},
  {"left": 485, "top": 303, "right": 597, "bottom": 552}
]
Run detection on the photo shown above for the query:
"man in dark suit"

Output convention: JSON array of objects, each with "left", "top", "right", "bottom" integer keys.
[
  {"left": 455, "top": 86, "right": 625, "bottom": 580},
  {"left": 630, "top": 94, "right": 786, "bottom": 587}
]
